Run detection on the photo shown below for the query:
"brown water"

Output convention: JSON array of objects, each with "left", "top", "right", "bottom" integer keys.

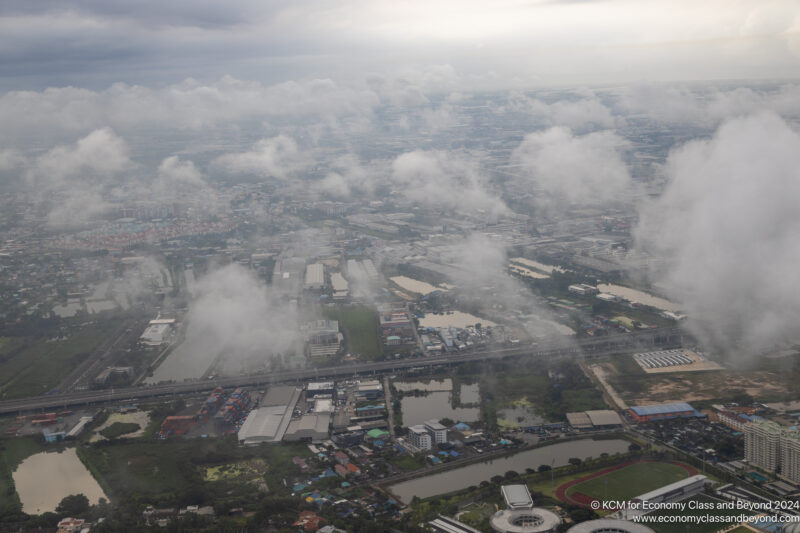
[
  {"left": 389, "top": 438, "right": 630, "bottom": 502},
  {"left": 460, "top": 383, "right": 480, "bottom": 404},
  {"left": 12, "top": 448, "right": 108, "bottom": 514},
  {"left": 401, "top": 391, "right": 481, "bottom": 427}
]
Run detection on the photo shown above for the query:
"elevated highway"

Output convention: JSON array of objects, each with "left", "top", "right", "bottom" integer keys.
[{"left": 0, "top": 326, "right": 685, "bottom": 415}]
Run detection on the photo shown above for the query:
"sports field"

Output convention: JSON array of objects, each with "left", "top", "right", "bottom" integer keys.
[{"left": 557, "top": 460, "right": 697, "bottom": 506}]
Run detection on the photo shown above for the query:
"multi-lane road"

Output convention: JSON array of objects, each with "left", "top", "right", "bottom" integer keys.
[{"left": 0, "top": 326, "right": 686, "bottom": 415}]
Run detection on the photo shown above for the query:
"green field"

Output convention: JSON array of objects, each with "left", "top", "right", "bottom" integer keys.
[
  {"left": 331, "top": 306, "right": 382, "bottom": 360},
  {"left": 567, "top": 462, "right": 691, "bottom": 501},
  {"left": 0, "top": 323, "right": 116, "bottom": 399}
]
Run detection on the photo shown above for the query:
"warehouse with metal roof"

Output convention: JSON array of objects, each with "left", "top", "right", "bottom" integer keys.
[
  {"left": 628, "top": 402, "right": 702, "bottom": 423},
  {"left": 586, "top": 410, "right": 624, "bottom": 428}
]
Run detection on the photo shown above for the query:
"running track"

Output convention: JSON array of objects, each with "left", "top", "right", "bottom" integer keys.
[{"left": 554, "top": 460, "right": 698, "bottom": 508}]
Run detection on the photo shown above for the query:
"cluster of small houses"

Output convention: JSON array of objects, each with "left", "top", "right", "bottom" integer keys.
[{"left": 286, "top": 440, "right": 402, "bottom": 531}]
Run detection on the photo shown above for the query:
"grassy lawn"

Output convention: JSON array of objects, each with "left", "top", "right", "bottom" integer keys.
[
  {"left": 0, "top": 323, "right": 116, "bottom": 399},
  {"left": 649, "top": 494, "right": 757, "bottom": 533},
  {"left": 567, "top": 461, "right": 690, "bottom": 501},
  {"left": 328, "top": 305, "right": 382, "bottom": 360}
]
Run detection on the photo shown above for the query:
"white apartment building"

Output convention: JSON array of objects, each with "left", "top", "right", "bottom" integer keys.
[
  {"left": 745, "top": 419, "right": 783, "bottom": 472},
  {"left": 409, "top": 425, "right": 432, "bottom": 450},
  {"left": 425, "top": 419, "right": 448, "bottom": 444}
]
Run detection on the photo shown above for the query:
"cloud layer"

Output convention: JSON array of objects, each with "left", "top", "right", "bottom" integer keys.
[
  {"left": 512, "top": 127, "right": 632, "bottom": 208},
  {"left": 635, "top": 112, "right": 800, "bottom": 356}
]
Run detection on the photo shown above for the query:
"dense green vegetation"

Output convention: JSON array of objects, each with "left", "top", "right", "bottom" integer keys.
[
  {"left": 482, "top": 359, "right": 606, "bottom": 428},
  {"left": 78, "top": 437, "right": 309, "bottom": 509},
  {"left": 391, "top": 454, "right": 423, "bottom": 472},
  {"left": 99, "top": 422, "right": 141, "bottom": 439}
]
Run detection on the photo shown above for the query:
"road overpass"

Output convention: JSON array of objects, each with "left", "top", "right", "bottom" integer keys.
[{"left": 0, "top": 326, "right": 686, "bottom": 415}]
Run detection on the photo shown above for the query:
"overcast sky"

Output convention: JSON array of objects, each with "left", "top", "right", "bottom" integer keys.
[{"left": 1, "top": 0, "right": 799, "bottom": 91}]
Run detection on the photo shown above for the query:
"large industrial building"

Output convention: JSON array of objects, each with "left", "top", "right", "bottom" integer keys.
[
  {"left": 283, "top": 413, "right": 331, "bottom": 443},
  {"left": 489, "top": 485, "right": 561, "bottom": 533},
  {"left": 237, "top": 386, "right": 300, "bottom": 445},
  {"left": 140, "top": 318, "right": 176, "bottom": 346},
  {"left": 304, "top": 262, "right": 324, "bottom": 290},
  {"left": 567, "top": 410, "right": 623, "bottom": 430},
  {"left": 628, "top": 402, "right": 702, "bottom": 423}
]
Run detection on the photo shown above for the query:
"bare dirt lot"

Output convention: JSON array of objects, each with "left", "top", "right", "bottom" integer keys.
[
  {"left": 601, "top": 355, "right": 795, "bottom": 404},
  {"left": 629, "top": 371, "right": 789, "bottom": 403}
]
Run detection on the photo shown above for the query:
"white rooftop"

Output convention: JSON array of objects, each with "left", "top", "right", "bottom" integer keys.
[{"left": 501, "top": 484, "right": 534, "bottom": 509}]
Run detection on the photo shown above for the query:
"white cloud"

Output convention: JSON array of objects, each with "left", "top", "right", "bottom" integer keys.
[
  {"left": 511, "top": 127, "right": 631, "bottom": 207},
  {"left": 156, "top": 155, "right": 205, "bottom": 187},
  {"left": 507, "top": 92, "right": 618, "bottom": 130},
  {"left": 391, "top": 150, "right": 507, "bottom": 215},
  {"left": 617, "top": 82, "right": 800, "bottom": 124},
  {"left": 29, "top": 127, "right": 131, "bottom": 184},
  {"left": 211, "top": 134, "right": 306, "bottom": 180},
  {"left": 318, "top": 154, "right": 377, "bottom": 198},
  {"left": 0, "top": 76, "right": 381, "bottom": 143},
  {"left": 635, "top": 112, "right": 800, "bottom": 355}
]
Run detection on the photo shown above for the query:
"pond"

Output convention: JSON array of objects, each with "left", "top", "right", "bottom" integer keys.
[
  {"left": 12, "top": 448, "right": 108, "bottom": 514},
  {"left": 498, "top": 405, "right": 544, "bottom": 428},
  {"left": 460, "top": 383, "right": 480, "bottom": 405},
  {"left": 401, "top": 391, "right": 480, "bottom": 427},
  {"left": 388, "top": 438, "right": 631, "bottom": 502},
  {"left": 394, "top": 379, "right": 453, "bottom": 393}
]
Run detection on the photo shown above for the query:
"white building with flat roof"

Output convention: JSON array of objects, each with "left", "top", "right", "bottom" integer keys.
[
  {"left": 409, "top": 425, "right": 432, "bottom": 450},
  {"left": 304, "top": 262, "right": 324, "bottom": 290},
  {"left": 425, "top": 419, "right": 448, "bottom": 444}
]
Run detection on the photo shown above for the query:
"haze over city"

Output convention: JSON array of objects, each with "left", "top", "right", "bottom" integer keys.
[{"left": 1, "top": 2, "right": 799, "bottom": 532}]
